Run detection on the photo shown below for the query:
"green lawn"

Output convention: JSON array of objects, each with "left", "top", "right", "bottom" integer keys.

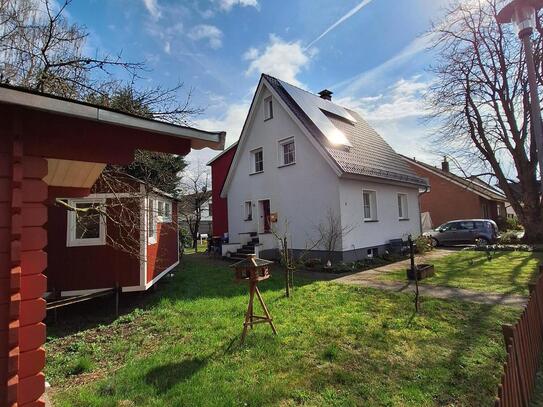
[
  {"left": 379, "top": 250, "right": 543, "bottom": 296},
  {"left": 47, "top": 254, "right": 520, "bottom": 406}
]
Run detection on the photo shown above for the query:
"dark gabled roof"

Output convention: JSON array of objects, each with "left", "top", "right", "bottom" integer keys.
[
  {"left": 263, "top": 74, "right": 428, "bottom": 187},
  {"left": 402, "top": 156, "right": 508, "bottom": 202}
]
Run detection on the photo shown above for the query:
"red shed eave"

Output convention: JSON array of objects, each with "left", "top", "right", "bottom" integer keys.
[{"left": 0, "top": 84, "right": 226, "bottom": 153}]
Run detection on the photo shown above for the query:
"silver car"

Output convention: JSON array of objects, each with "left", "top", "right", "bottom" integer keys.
[{"left": 424, "top": 219, "right": 498, "bottom": 247}]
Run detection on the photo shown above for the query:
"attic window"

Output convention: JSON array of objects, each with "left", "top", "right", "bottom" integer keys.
[{"left": 264, "top": 96, "right": 273, "bottom": 121}]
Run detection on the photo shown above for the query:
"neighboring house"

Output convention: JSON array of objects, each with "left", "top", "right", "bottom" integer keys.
[
  {"left": 47, "top": 175, "right": 180, "bottom": 296},
  {"left": 208, "top": 142, "right": 238, "bottom": 237},
  {"left": 179, "top": 190, "right": 213, "bottom": 237},
  {"left": 219, "top": 74, "right": 429, "bottom": 262},
  {"left": 403, "top": 156, "right": 508, "bottom": 229}
]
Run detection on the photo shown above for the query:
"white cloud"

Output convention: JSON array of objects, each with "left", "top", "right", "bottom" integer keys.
[
  {"left": 142, "top": 0, "right": 161, "bottom": 20},
  {"left": 305, "top": 0, "right": 373, "bottom": 50},
  {"left": 337, "top": 76, "right": 430, "bottom": 122},
  {"left": 217, "top": 0, "right": 259, "bottom": 12},
  {"left": 245, "top": 35, "right": 313, "bottom": 87},
  {"left": 333, "top": 33, "right": 434, "bottom": 95},
  {"left": 188, "top": 24, "right": 223, "bottom": 49}
]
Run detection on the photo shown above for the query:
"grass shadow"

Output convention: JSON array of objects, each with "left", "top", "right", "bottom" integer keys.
[{"left": 145, "top": 358, "right": 207, "bottom": 393}]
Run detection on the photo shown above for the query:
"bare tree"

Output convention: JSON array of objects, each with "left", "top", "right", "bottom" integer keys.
[
  {"left": 315, "top": 209, "right": 356, "bottom": 263},
  {"left": 0, "top": 0, "right": 203, "bottom": 123},
  {"left": 179, "top": 163, "right": 211, "bottom": 251},
  {"left": 428, "top": 0, "right": 542, "bottom": 242}
]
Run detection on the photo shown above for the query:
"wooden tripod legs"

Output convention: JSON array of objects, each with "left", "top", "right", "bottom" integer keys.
[{"left": 240, "top": 281, "right": 277, "bottom": 344}]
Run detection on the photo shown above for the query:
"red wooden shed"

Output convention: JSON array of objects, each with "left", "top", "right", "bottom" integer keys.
[
  {"left": 0, "top": 84, "right": 225, "bottom": 406},
  {"left": 47, "top": 175, "right": 181, "bottom": 297}
]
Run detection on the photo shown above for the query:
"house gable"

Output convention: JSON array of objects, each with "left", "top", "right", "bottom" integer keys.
[{"left": 220, "top": 76, "right": 342, "bottom": 198}]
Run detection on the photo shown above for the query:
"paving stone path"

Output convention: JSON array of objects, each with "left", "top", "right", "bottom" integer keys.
[{"left": 299, "top": 249, "right": 528, "bottom": 307}]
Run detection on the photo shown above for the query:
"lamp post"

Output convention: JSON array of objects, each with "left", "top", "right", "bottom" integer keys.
[{"left": 498, "top": 0, "right": 543, "bottom": 194}]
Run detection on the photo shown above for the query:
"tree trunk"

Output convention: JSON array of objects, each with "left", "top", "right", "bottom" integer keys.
[{"left": 521, "top": 208, "right": 543, "bottom": 243}]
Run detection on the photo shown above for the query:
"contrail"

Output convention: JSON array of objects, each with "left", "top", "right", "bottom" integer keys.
[{"left": 305, "top": 0, "right": 374, "bottom": 50}]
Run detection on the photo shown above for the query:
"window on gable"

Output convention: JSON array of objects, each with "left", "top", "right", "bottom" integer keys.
[
  {"left": 67, "top": 199, "right": 106, "bottom": 247},
  {"left": 244, "top": 201, "right": 253, "bottom": 221},
  {"left": 362, "top": 190, "right": 378, "bottom": 221},
  {"left": 251, "top": 148, "right": 264, "bottom": 173},
  {"left": 264, "top": 96, "right": 273, "bottom": 120},
  {"left": 397, "top": 193, "right": 409, "bottom": 220},
  {"left": 278, "top": 137, "right": 295, "bottom": 166}
]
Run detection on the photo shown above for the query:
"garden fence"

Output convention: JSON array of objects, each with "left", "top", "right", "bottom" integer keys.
[{"left": 495, "top": 264, "right": 543, "bottom": 406}]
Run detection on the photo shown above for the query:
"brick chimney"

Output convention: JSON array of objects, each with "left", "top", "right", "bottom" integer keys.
[
  {"left": 441, "top": 156, "right": 450, "bottom": 172},
  {"left": 318, "top": 89, "right": 333, "bottom": 101}
]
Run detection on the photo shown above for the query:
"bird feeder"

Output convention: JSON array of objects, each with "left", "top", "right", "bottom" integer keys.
[{"left": 231, "top": 254, "right": 277, "bottom": 343}]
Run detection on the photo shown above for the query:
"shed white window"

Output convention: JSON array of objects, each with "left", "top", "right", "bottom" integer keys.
[
  {"left": 148, "top": 198, "right": 157, "bottom": 244},
  {"left": 67, "top": 199, "right": 106, "bottom": 247},
  {"left": 398, "top": 193, "right": 409, "bottom": 220},
  {"left": 251, "top": 148, "right": 264, "bottom": 174},
  {"left": 164, "top": 201, "right": 172, "bottom": 222},
  {"left": 278, "top": 137, "right": 295, "bottom": 166},
  {"left": 244, "top": 201, "right": 253, "bottom": 221},
  {"left": 264, "top": 96, "right": 273, "bottom": 120},
  {"left": 156, "top": 199, "right": 172, "bottom": 223},
  {"left": 362, "top": 190, "right": 378, "bottom": 221}
]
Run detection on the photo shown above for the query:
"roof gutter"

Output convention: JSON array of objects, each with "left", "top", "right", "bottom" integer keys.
[{"left": 0, "top": 86, "right": 225, "bottom": 151}]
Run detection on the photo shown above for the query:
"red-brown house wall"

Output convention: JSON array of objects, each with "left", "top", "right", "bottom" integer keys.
[
  {"left": 408, "top": 163, "right": 492, "bottom": 227},
  {"left": 210, "top": 146, "right": 237, "bottom": 237},
  {"left": 146, "top": 202, "right": 179, "bottom": 284},
  {"left": 46, "top": 201, "right": 141, "bottom": 293}
]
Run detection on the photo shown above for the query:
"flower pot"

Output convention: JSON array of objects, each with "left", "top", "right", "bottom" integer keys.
[{"left": 406, "top": 264, "right": 435, "bottom": 280}]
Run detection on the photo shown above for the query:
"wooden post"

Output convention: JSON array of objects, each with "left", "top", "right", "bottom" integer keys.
[{"left": 409, "top": 235, "right": 419, "bottom": 312}]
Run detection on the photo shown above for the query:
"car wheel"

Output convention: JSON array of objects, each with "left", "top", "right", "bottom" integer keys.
[
  {"left": 431, "top": 237, "right": 439, "bottom": 248},
  {"left": 475, "top": 237, "right": 489, "bottom": 247}
]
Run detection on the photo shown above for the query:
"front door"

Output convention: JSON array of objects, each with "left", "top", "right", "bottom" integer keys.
[{"left": 259, "top": 199, "right": 271, "bottom": 233}]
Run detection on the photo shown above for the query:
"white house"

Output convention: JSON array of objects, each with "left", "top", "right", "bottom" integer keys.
[{"left": 220, "top": 74, "right": 429, "bottom": 262}]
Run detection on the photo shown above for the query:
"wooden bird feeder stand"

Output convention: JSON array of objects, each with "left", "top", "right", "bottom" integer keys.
[{"left": 232, "top": 254, "right": 277, "bottom": 343}]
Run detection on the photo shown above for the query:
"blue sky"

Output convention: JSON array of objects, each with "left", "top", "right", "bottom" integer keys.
[{"left": 68, "top": 0, "right": 452, "bottom": 166}]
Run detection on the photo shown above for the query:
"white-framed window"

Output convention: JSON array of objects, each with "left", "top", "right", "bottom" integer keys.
[
  {"left": 164, "top": 201, "right": 172, "bottom": 222},
  {"left": 244, "top": 201, "right": 253, "bottom": 221},
  {"left": 148, "top": 198, "right": 157, "bottom": 244},
  {"left": 362, "top": 190, "right": 378, "bottom": 221},
  {"left": 251, "top": 148, "right": 264, "bottom": 174},
  {"left": 208, "top": 201, "right": 212, "bottom": 217},
  {"left": 278, "top": 137, "right": 295, "bottom": 166},
  {"left": 66, "top": 199, "right": 106, "bottom": 247},
  {"left": 398, "top": 193, "right": 409, "bottom": 220},
  {"left": 264, "top": 96, "right": 273, "bottom": 120},
  {"left": 158, "top": 201, "right": 164, "bottom": 217}
]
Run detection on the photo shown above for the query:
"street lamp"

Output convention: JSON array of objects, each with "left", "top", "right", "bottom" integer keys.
[{"left": 498, "top": 0, "right": 543, "bottom": 193}]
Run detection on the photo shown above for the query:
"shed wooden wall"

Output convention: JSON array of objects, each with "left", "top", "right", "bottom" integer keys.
[
  {"left": 46, "top": 200, "right": 141, "bottom": 293},
  {"left": 210, "top": 146, "right": 237, "bottom": 237},
  {"left": 146, "top": 202, "right": 179, "bottom": 284}
]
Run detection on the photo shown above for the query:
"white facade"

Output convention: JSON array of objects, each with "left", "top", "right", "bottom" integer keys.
[{"left": 222, "top": 80, "right": 423, "bottom": 261}]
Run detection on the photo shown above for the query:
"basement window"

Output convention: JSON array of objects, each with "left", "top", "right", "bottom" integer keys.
[{"left": 66, "top": 199, "right": 106, "bottom": 247}]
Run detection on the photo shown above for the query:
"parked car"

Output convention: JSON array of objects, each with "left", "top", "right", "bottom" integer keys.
[{"left": 424, "top": 219, "right": 498, "bottom": 246}]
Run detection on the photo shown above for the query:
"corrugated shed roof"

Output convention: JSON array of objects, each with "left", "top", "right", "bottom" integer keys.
[{"left": 263, "top": 74, "right": 428, "bottom": 187}]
